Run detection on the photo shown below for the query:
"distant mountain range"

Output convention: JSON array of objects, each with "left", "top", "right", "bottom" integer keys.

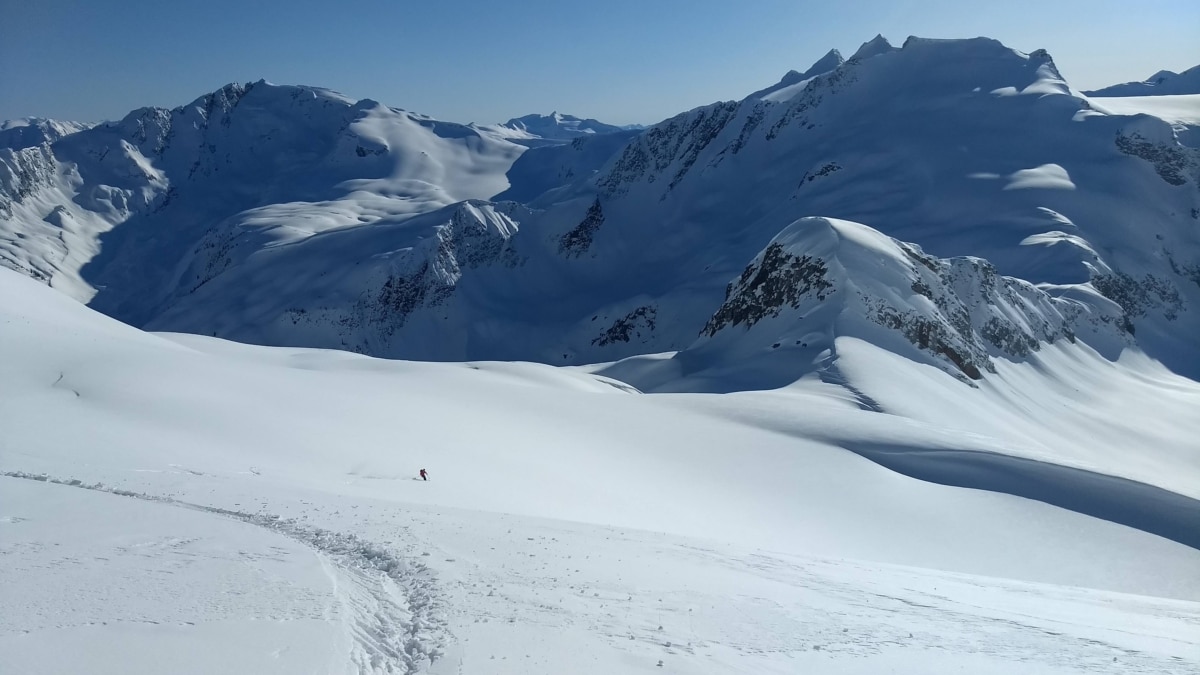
[
  {"left": 498, "top": 112, "right": 641, "bottom": 140},
  {"left": 0, "top": 118, "right": 93, "bottom": 150},
  {"left": 1085, "top": 64, "right": 1200, "bottom": 96},
  {"left": 2, "top": 36, "right": 1198, "bottom": 388}
]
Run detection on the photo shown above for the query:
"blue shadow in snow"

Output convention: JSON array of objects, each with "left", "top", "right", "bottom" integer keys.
[{"left": 844, "top": 442, "right": 1200, "bottom": 550}]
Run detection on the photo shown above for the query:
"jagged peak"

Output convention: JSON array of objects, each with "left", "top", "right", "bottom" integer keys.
[
  {"left": 752, "top": 48, "right": 845, "bottom": 101},
  {"left": 805, "top": 48, "right": 845, "bottom": 77},
  {"left": 849, "top": 34, "right": 894, "bottom": 61}
]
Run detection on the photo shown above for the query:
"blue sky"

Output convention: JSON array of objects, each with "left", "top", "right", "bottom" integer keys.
[{"left": 2, "top": 0, "right": 1198, "bottom": 125}]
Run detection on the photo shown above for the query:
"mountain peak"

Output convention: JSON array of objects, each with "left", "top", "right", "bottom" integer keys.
[
  {"left": 499, "top": 112, "right": 626, "bottom": 141},
  {"left": 751, "top": 48, "right": 845, "bottom": 101},
  {"left": 806, "top": 48, "right": 845, "bottom": 76},
  {"left": 1084, "top": 63, "right": 1200, "bottom": 96},
  {"left": 849, "top": 34, "right": 894, "bottom": 61}
]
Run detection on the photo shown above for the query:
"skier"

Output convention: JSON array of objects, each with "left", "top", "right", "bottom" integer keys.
[{"left": 419, "top": 468, "right": 428, "bottom": 481}]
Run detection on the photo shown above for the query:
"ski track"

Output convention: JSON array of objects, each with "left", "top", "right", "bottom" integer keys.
[{"left": 2, "top": 470, "right": 448, "bottom": 675}]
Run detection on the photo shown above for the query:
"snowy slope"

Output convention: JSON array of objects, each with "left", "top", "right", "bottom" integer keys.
[
  {"left": 1084, "top": 64, "right": 1200, "bottom": 97},
  {"left": 4, "top": 35, "right": 1200, "bottom": 675},
  {"left": 0, "top": 80, "right": 527, "bottom": 313},
  {"left": 1087, "top": 94, "right": 1200, "bottom": 127},
  {"left": 492, "top": 129, "right": 641, "bottom": 203},
  {"left": 3, "top": 265, "right": 1199, "bottom": 673}
]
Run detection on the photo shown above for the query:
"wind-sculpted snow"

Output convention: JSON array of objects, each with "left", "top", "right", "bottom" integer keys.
[{"left": 832, "top": 443, "right": 1200, "bottom": 549}]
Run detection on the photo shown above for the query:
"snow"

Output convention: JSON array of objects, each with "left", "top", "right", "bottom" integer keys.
[
  {"left": 1086, "top": 94, "right": 1200, "bottom": 127},
  {"left": 1004, "top": 163, "right": 1077, "bottom": 190},
  {"left": 1, "top": 479, "right": 347, "bottom": 675},
  {"left": 2, "top": 265, "right": 1200, "bottom": 673},
  {"left": 5, "top": 38, "right": 1199, "bottom": 381},
  {"left": 3, "top": 36, "right": 1200, "bottom": 674},
  {"left": 849, "top": 34, "right": 895, "bottom": 62},
  {"left": 751, "top": 49, "right": 845, "bottom": 102},
  {"left": 494, "top": 112, "right": 628, "bottom": 142}
]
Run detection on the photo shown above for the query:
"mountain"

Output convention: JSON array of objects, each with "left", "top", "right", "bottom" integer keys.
[
  {"left": 749, "top": 47, "right": 845, "bottom": 100},
  {"left": 1, "top": 80, "right": 527, "bottom": 315},
  {"left": 614, "top": 216, "right": 1129, "bottom": 391},
  {"left": 0, "top": 117, "right": 92, "bottom": 150},
  {"left": 6, "top": 36, "right": 1200, "bottom": 674},
  {"left": 492, "top": 128, "right": 642, "bottom": 203},
  {"left": 496, "top": 111, "right": 631, "bottom": 141},
  {"left": 1085, "top": 64, "right": 1200, "bottom": 96},
  {"left": 3, "top": 38, "right": 1199, "bottom": 383}
]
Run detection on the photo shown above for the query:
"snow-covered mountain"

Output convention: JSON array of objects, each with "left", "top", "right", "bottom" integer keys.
[
  {"left": 493, "top": 128, "right": 642, "bottom": 202},
  {"left": 5, "top": 35, "right": 1200, "bottom": 675},
  {"left": 1085, "top": 63, "right": 1200, "bottom": 96},
  {"left": 0, "top": 80, "right": 528, "bottom": 315},
  {"left": 3, "top": 37, "right": 1199, "bottom": 383},
  {"left": 0, "top": 117, "right": 92, "bottom": 150},
  {"left": 497, "top": 111, "right": 632, "bottom": 140}
]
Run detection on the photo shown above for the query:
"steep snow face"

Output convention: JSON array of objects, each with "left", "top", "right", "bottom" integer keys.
[
  {"left": 1085, "top": 64, "right": 1200, "bottom": 96},
  {"left": 0, "top": 81, "right": 527, "bottom": 318},
  {"left": 493, "top": 129, "right": 641, "bottom": 203}
]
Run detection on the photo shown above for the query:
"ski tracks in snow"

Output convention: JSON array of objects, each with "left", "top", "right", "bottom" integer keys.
[{"left": 2, "top": 471, "right": 448, "bottom": 675}]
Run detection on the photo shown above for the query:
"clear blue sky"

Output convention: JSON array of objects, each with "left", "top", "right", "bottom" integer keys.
[{"left": 2, "top": 0, "right": 1198, "bottom": 126}]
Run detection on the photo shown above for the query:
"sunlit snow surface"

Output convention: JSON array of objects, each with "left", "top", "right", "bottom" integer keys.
[
  {"left": 2, "top": 268, "right": 1198, "bottom": 674},
  {"left": 3, "top": 37, "right": 1200, "bottom": 675}
]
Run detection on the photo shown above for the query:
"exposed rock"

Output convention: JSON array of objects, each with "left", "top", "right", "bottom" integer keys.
[
  {"left": 559, "top": 199, "right": 604, "bottom": 257},
  {"left": 1093, "top": 271, "right": 1184, "bottom": 321},
  {"left": 701, "top": 243, "right": 833, "bottom": 337},
  {"left": 593, "top": 305, "right": 657, "bottom": 346},
  {"left": 598, "top": 101, "right": 740, "bottom": 196},
  {"left": 1115, "top": 131, "right": 1193, "bottom": 186}
]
